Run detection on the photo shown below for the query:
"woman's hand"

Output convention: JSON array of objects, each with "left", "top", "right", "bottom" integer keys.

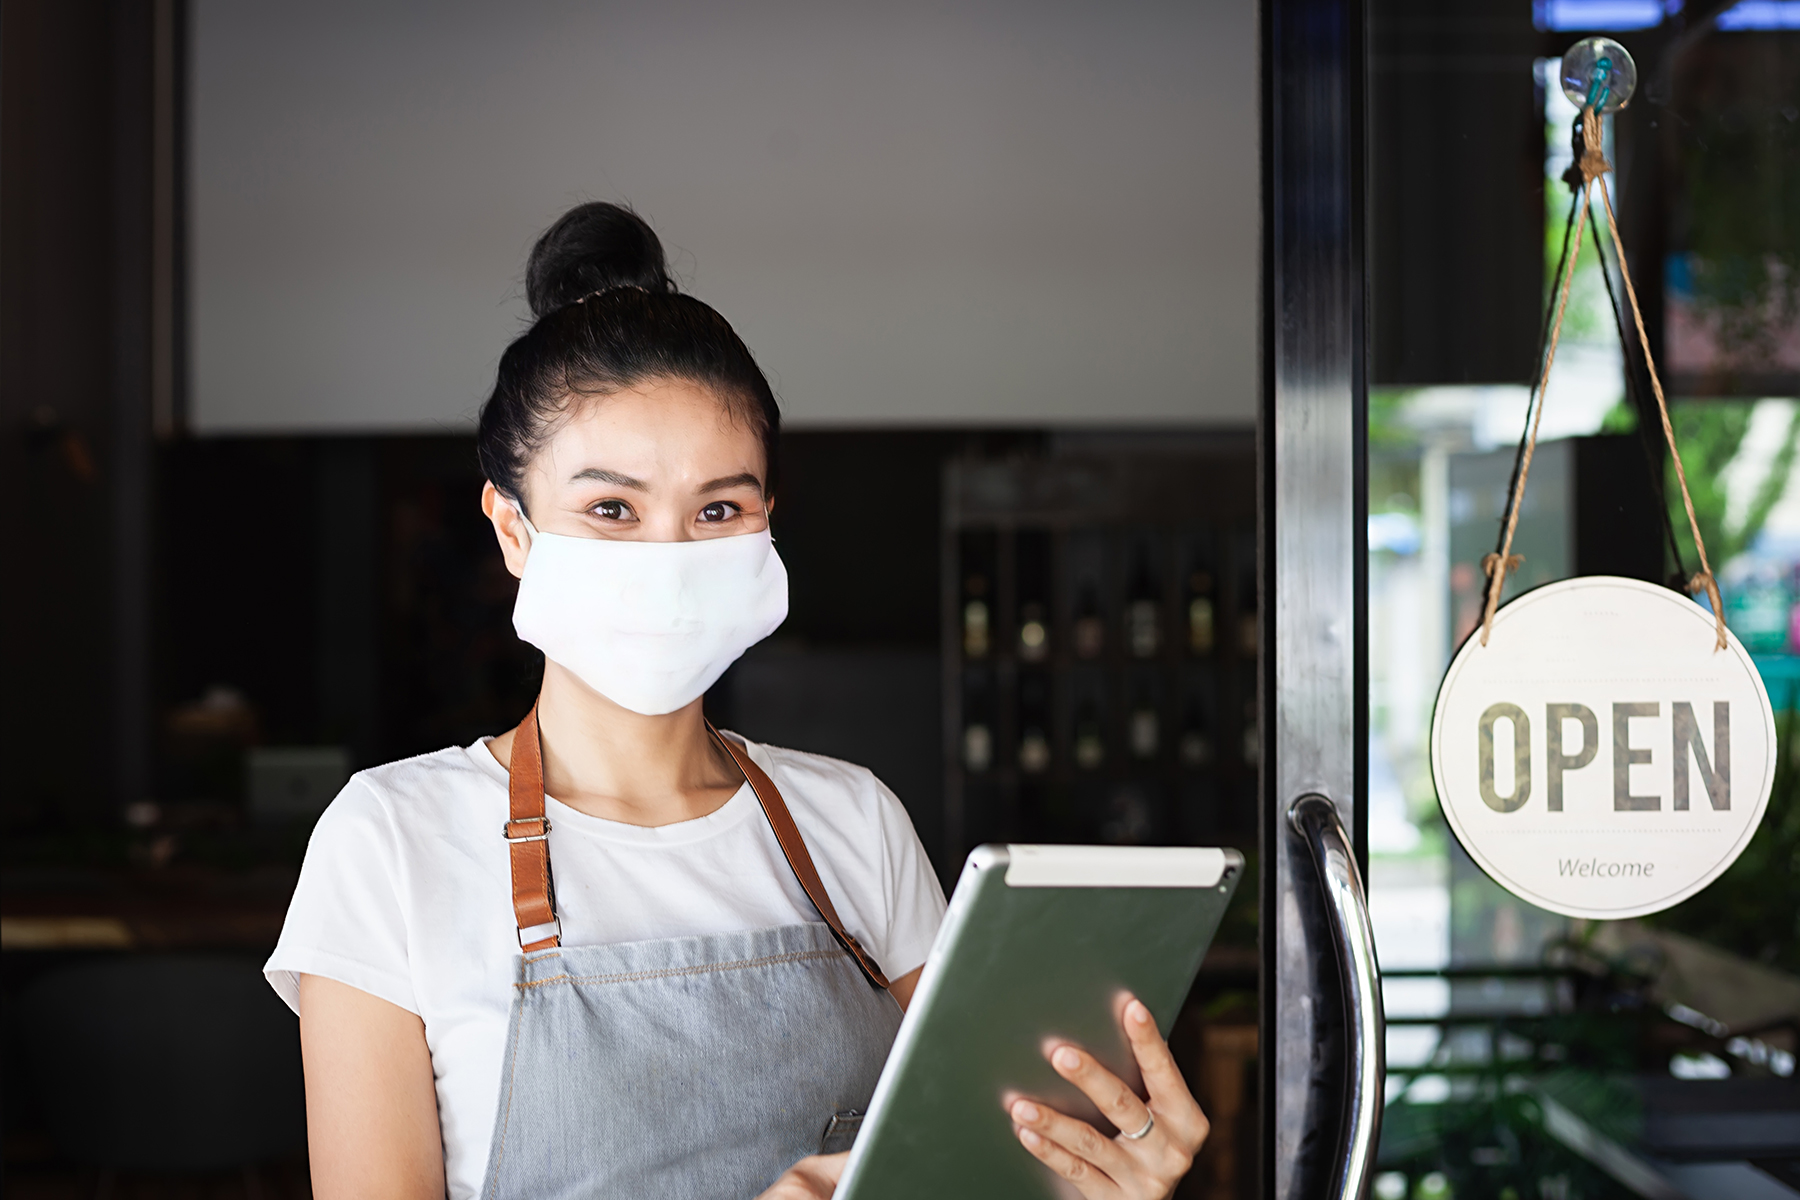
[
  {"left": 1006, "top": 996, "right": 1209, "bottom": 1200},
  {"left": 756, "top": 1152, "right": 848, "bottom": 1199}
]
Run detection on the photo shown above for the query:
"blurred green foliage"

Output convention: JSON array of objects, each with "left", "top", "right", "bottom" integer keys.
[
  {"left": 1382, "top": 1059, "right": 1648, "bottom": 1200},
  {"left": 1371, "top": 389, "right": 1422, "bottom": 452},
  {"left": 1665, "top": 399, "right": 1799, "bottom": 573}
]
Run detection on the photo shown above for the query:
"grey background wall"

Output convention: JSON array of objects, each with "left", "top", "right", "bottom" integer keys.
[{"left": 190, "top": 0, "right": 1258, "bottom": 434}]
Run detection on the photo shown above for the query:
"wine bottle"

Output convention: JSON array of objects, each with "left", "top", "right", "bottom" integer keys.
[
  {"left": 1128, "top": 692, "right": 1159, "bottom": 761},
  {"left": 1179, "top": 698, "right": 1214, "bottom": 768},
  {"left": 962, "top": 674, "right": 993, "bottom": 772},
  {"left": 959, "top": 532, "right": 997, "bottom": 660},
  {"left": 1017, "top": 531, "right": 1051, "bottom": 663},
  {"left": 964, "top": 723, "right": 993, "bottom": 772},
  {"left": 1186, "top": 569, "right": 1216, "bottom": 655},
  {"left": 1073, "top": 585, "right": 1105, "bottom": 660},
  {"left": 1073, "top": 697, "right": 1105, "bottom": 770},
  {"left": 1126, "top": 550, "right": 1161, "bottom": 659},
  {"left": 1018, "top": 671, "right": 1051, "bottom": 775},
  {"left": 1018, "top": 602, "right": 1049, "bottom": 663},
  {"left": 963, "top": 575, "right": 990, "bottom": 659}
]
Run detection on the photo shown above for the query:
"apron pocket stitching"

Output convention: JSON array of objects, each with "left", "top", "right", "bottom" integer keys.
[{"left": 518, "top": 947, "right": 846, "bottom": 991}]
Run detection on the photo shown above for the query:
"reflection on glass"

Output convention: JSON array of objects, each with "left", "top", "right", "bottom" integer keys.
[
  {"left": 1370, "top": 16, "right": 1796, "bottom": 1198},
  {"left": 1370, "top": 59, "right": 1798, "bottom": 1200}
]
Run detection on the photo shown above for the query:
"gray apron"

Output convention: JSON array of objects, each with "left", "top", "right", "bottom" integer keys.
[{"left": 480, "top": 708, "right": 903, "bottom": 1199}]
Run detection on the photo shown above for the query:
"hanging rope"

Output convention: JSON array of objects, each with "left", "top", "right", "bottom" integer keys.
[
  {"left": 1587, "top": 206, "right": 1691, "bottom": 588},
  {"left": 1592, "top": 146, "right": 1727, "bottom": 649},
  {"left": 1479, "top": 107, "right": 1727, "bottom": 651},
  {"left": 1478, "top": 148, "right": 1594, "bottom": 644},
  {"left": 1492, "top": 184, "right": 1586, "bottom": 584}
]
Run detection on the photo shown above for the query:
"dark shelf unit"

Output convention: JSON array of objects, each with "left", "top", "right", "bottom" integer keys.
[{"left": 941, "top": 443, "right": 1259, "bottom": 861}]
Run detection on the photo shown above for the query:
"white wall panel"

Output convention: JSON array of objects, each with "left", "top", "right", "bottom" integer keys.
[{"left": 190, "top": 0, "right": 1256, "bottom": 432}]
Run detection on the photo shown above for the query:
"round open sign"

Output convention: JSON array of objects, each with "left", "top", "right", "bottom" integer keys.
[{"left": 1430, "top": 576, "right": 1775, "bottom": 920}]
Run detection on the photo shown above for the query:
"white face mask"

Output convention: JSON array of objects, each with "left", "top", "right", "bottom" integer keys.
[{"left": 505, "top": 501, "right": 788, "bottom": 716}]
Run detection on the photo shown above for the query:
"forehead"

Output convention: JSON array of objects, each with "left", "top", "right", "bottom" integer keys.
[{"left": 535, "top": 379, "right": 765, "bottom": 484}]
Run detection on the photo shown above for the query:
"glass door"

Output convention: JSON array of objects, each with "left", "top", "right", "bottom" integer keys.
[
  {"left": 1260, "top": 0, "right": 1381, "bottom": 1197},
  {"left": 1363, "top": 5, "right": 1800, "bottom": 1199}
]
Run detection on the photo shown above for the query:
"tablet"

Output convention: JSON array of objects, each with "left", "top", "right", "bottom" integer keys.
[{"left": 836, "top": 843, "right": 1244, "bottom": 1200}]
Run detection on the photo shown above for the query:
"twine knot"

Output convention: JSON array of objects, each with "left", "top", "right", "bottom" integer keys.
[
  {"left": 1577, "top": 107, "right": 1611, "bottom": 183},
  {"left": 1482, "top": 553, "right": 1524, "bottom": 579}
]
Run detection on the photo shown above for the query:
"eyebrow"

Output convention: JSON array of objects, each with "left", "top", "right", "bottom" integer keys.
[
  {"left": 568, "top": 467, "right": 649, "bottom": 490},
  {"left": 698, "top": 472, "right": 765, "bottom": 493}
]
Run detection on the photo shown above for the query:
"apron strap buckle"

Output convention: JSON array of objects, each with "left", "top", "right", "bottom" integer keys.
[
  {"left": 503, "top": 817, "right": 551, "bottom": 843},
  {"left": 507, "top": 706, "right": 561, "bottom": 950}
]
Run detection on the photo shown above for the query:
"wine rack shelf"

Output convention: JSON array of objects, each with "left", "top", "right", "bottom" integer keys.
[{"left": 941, "top": 442, "right": 1258, "bottom": 859}]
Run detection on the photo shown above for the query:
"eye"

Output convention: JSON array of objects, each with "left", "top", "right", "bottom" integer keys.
[
  {"left": 698, "top": 501, "right": 741, "bottom": 524},
  {"left": 590, "top": 499, "right": 636, "bottom": 521}
]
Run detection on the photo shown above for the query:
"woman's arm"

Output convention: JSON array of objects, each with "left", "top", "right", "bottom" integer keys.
[
  {"left": 298, "top": 973, "right": 446, "bottom": 1200},
  {"left": 887, "top": 965, "right": 923, "bottom": 1011}
]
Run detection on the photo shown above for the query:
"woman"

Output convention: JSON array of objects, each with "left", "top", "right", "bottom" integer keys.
[{"left": 267, "top": 202, "right": 1209, "bottom": 1199}]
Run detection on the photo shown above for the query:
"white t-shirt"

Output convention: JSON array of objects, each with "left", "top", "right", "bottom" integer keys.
[{"left": 265, "top": 732, "right": 946, "bottom": 1200}]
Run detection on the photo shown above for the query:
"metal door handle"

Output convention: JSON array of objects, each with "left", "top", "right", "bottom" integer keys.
[{"left": 1289, "top": 794, "right": 1386, "bottom": 1200}]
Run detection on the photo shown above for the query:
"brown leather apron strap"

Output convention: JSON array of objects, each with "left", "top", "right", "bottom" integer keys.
[
  {"left": 501, "top": 706, "right": 890, "bottom": 989},
  {"left": 505, "top": 705, "right": 561, "bottom": 952},
  {"left": 707, "top": 723, "right": 891, "bottom": 991}
]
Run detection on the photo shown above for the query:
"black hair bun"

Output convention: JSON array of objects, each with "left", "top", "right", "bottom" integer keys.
[{"left": 524, "top": 202, "right": 675, "bottom": 318}]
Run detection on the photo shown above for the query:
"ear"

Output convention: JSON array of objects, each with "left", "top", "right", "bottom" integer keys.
[{"left": 482, "top": 480, "right": 531, "bottom": 580}]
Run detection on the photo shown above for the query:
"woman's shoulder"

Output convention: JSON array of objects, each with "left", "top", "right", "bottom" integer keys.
[
  {"left": 316, "top": 742, "right": 503, "bottom": 836},
  {"left": 731, "top": 735, "right": 910, "bottom": 838},
  {"left": 737, "top": 736, "right": 885, "bottom": 799}
]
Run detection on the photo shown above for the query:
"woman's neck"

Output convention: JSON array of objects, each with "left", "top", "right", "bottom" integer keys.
[{"left": 489, "top": 661, "right": 743, "bottom": 826}]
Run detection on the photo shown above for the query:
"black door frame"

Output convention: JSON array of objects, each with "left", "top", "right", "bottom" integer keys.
[{"left": 1259, "top": 0, "right": 1372, "bottom": 1195}]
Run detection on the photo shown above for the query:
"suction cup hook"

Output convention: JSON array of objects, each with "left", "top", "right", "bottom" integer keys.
[{"left": 1559, "top": 37, "right": 1637, "bottom": 115}]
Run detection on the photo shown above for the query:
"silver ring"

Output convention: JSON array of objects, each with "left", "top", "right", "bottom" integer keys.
[{"left": 1120, "top": 1112, "right": 1155, "bottom": 1141}]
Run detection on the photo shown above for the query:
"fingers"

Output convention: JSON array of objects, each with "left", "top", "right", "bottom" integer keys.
[
  {"left": 1012, "top": 1098, "right": 1135, "bottom": 1181},
  {"left": 1120, "top": 999, "right": 1182, "bottom": 1104},
  {"left": 1010, "top": 1106, "right": 1125, "bottom": 1200},
  {"left": 1049, "top": 1043, "right": 1153, "bottom": 1140},
  {"left": 755, "top": 1153, "right": 848, "bottom": 1199},
  {"left": 1006, "top": 1001, "right": 1210, "bottom": 1199},
  {"left": 798, "top": 1152, "right": 849, "bottom": 1186},
  {"left": 1119, "top": 997, "right": 1210, "bottom": 1150}
]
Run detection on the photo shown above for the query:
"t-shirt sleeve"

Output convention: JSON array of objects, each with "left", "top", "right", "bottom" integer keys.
[
  {"left": 872, "top": 780, "right": 948, "bottom": 981},
  {"left": 263, "top": 775, "right": 419, "bottom": 1017}
]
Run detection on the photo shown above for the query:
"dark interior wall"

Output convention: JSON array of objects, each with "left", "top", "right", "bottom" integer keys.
[
  {"left": 154, "top": 441, "right": 328, "bottom": 748},
  {"left": 1, "top": 0, "right": 155, "bottom": 828},
  {"left": 1369, "top": 0, "right": 1543, "bottom": 386},
  {"left": 140, "top": 427, "right": 1244, "bottom": 877},
  {"left": 772, "top": 431, "right": 1038, "bottom": 647},
  {"left": 140, "top": 432, "right": 983, "bottom": 855}
]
